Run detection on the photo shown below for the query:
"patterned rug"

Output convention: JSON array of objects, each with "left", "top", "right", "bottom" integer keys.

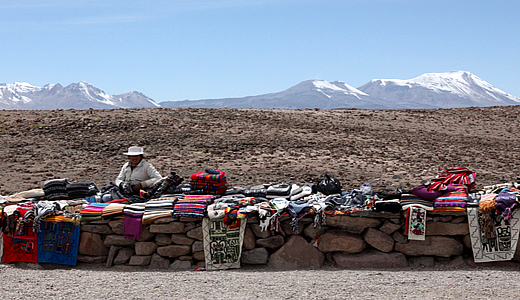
[
  {"left": 467, "top": 207, "right": 520, "bottom": 262},
  {"left": 202, "top": 217, "right": 246, "bottom": 270}
]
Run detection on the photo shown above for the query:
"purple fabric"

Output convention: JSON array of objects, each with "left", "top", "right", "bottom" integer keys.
[
  {"left": 495, "top": 192, "right": 517, "bottom": 207},
  {"left": 123, "top": 213, "right": 143, "bottom": 239},
  {"left": 411, "top": 185, "right": 443, "bottom": 201}
]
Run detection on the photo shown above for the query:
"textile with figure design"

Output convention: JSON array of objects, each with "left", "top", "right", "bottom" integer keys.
[{"left": 37, "top": 220, "right": 80, "bottom": 265}]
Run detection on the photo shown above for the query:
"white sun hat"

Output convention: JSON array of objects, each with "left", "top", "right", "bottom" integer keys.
[{"left": 123, "top": 146, "right": 144, "bottom": 156}]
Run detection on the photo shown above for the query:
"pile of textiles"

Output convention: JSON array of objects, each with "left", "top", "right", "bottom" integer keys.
[
  {"left": 190, "top": 169, "right": 227, "bottom": 195},
  {"left": 123, "top": 203, "right": 146, "bottom": 239},
  {"left": 101, "top": 203, "right": 127, "bottom": 219},
  {"left": 266, "top": 183, "right": 292, "bottom": 199},
  {"left": 80, "top": 203, "right": 110, "bottom": 222},
  {"left": 433, "top": 184, "right": 468, "bottom": 211},
  {"left": 478, "top": 184, "right": 520, "bottom": 225},
  {"left": 43, "top": 178, "right": 69, "bottom": 200},
  {"left": 400, "top": 194, "right": 434, "bottom": 211},
  {"left": 142, "top": 198, "right": 176, "bottom": 224},
  {"left": 147, "top": 171, "right": 184, "bottom": 199},
  {"left": 66, "top": 182, "right": 99, "bottom": 199},
  {"left": 242, "top": 185, "right": 267, "bottom": 198},
  {"left": 173, "top": 195, "right": 215, "bottom": 219},
  {"left": 222, "top": 197, "right": 257, "bottom": 229},
  {"left": 25, "top": 200, "right": 67, "bottom": 232}
]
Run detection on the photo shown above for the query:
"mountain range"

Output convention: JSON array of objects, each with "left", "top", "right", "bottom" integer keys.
[
  {"left": 1, "top": 71, "right": 519, "bottom": 110},
  {"left": 0, "top": 81, "right": 159, "bottom": 110}
]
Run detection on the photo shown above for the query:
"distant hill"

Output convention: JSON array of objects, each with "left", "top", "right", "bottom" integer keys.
[{"left": 0, "top": 81, "right": 160, "bottom": 110}]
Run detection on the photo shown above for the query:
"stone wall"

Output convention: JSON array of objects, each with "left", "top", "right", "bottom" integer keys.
[{"left": 77, "top": 211, "right": 520, "bottom": 270}]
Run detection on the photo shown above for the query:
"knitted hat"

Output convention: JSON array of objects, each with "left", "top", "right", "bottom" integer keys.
[{"left": 123, "top": 146, "right": 144, "bottom": 156}]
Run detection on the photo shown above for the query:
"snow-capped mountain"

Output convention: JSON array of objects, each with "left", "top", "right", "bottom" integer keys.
[
  {"left": 2, "top": 71, "right": 519, "bottom": 110},
  {"left": 0, "top": 81, "right": 160, "bottom": 110},
  {"left": 160, "top": 80, "right": 404, "bottom": 110},
  {"left": 358, "top": 71, "right": 520, "bottom": 109},
  {"left": 161, "top": 71, "right": 520, "bottom": 110}
]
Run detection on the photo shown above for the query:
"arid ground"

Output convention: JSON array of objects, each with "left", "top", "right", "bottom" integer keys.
[{"left": 1, "top": 106, "right": 519, "bottom": 195}]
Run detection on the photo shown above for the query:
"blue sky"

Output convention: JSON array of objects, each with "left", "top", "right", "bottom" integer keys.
[{"left": 1, "top": 0, "right": 519, "bottom": 102}]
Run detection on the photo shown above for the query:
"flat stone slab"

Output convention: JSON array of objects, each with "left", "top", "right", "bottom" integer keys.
[
  {"left": 363, "top": 228, "right": 394, "bottom": 253},
  {"left": 135, "top": 242, "right": 158, "bottom": 256},
  {"left": 104, "top": 235, "right": 137, "bottom": 247},
  {"left": 81, "top": 224, "right": 114, "bottom": 235},
  {"left": 325, "top": 215, "right": 381, "bottom": 234},
  {"left": 425, "top": 222, "right": 469, "bottom": 235},
  {"left": 156, "top": 245, "right": 192, "bottom": 258},
  {"left": 149, "top": 222, "right": 185, "bottom": 234},
  {"left": 334, "top": 250, "right": 408, "bottom": 269},
  {"left": 129, "top": 255, "right": 152, "bottom": 266},
  {"left": 318, "top": 229, "right": 366, "bottom": 253},
  {"left": 395, "top": 236, "right": 463, "bottom": 257}
]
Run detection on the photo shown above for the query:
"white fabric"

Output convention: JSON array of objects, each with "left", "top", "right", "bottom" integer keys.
[{"left": 115, "top": 159, "right": 162, "bottom": 188}]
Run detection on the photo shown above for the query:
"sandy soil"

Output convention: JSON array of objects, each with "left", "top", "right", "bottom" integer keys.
[
  {"left": 2, "top": 263, "right": 520, "bottom": 299},
  {"left": 1, "top": 106, "right": 519, "bottom": 195}
]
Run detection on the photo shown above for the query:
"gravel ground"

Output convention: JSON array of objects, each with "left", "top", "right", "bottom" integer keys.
[{"left": 2, "top": 263, "right": 520, "bottom": 299}]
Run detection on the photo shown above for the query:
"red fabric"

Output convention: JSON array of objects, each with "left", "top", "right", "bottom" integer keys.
[
  {"left": 428, "top": 167, "right": 476, "bottom": 192},
  {"left": 3, "top": 229, "right": 38, "bottom": 263}
]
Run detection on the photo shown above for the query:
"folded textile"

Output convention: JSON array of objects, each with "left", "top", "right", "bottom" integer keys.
[
  {"left": 173, "top": 195, "right": 214, "bottom": 219},
  {"left": 12, "top": 189, "right": 45, "bottom": 199},
  {"left": 189, "top": 170, "right": 228, "bottom": 195},
  {"left": 266, "top": 183, "right": 292, "bottom": 198},
  {"left": 43, "top": 178, "right": 69, "bottom": 200},
  {"left": 123, "top": 203, "right": 146, "bottom": 239},
  {"left": 190, "top": 170, "right": 226, "bottom": 181},
  {"left": 142, "top": 198, "right": 175, "bottom": 224},
  {"left": 433, "top": 184, "right": 468, "bottom": 210},
  {"left": 400, "top": 194, "right": 434, "bottom": 211},
  {"left": 101, "top": 203, "right": 127, "bottom": 219},
  {"left": 80, "top": 203, "right": 110, "bottom": 221},
  {"left": 66, "top": 182, "right": 99, "bottom": 199},
  {"left": 290, "top": 185, "right": 313, "bottom": 201}
]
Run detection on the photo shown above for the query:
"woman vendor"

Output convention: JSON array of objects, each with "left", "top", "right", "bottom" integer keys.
[{"left": 115, "top": 146, "right": 162, "bottom": 193}]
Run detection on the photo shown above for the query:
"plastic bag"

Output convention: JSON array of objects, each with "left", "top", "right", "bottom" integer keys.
[{"left": 316, "top": 174, "right": 342, "bottom": 195}]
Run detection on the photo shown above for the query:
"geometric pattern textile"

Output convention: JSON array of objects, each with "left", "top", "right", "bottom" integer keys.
[
  {"left": 467, "top": 207, "right": 520, "bottom": 263},
  {"left": 37, "top": 221, "right": 80, "bottom": 265},
  {"left": 202, "top": 217, "right": 246, "bottom": 271}
]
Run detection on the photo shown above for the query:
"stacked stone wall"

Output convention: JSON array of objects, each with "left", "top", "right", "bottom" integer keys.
[{"left": 77, "top": 211, "right": 520, "bottom": 270}]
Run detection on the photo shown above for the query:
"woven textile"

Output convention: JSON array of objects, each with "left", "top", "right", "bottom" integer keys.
[
  {"left": 433, "top": 184, "right": 468, "bottom": 210},
  {"left": 173, "top": 195, "right": 215, "bottom": 219}
]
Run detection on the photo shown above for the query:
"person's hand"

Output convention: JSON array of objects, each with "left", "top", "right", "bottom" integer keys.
[{"left": 133, "top": 183, "right": 142, "bottom": 191}]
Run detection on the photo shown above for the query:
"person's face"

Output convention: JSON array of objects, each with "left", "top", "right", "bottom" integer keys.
[{"left": 128, "top": 155, "right": 142, "bottom": 164}]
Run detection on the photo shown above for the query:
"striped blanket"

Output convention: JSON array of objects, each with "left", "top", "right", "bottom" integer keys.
[{"left": 173, "top": 195, "right": 215, "bottom": 219}]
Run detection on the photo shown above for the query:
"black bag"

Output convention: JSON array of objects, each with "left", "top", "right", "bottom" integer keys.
[{"left": 316, "top": 174, "right": 342, "bottom": 195}]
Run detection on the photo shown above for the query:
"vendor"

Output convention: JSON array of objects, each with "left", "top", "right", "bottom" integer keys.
[{"left": 115, "top": 146, "right": 162, "bottom": 192}]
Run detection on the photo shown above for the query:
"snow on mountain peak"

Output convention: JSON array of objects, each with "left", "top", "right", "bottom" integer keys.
[{"left": 311, "top": 80, "right": 368, "bottom": 98}]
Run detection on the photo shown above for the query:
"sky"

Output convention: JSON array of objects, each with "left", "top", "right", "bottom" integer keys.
[{"left": 0, "top": 0, "right": 519, "bottom": 102}]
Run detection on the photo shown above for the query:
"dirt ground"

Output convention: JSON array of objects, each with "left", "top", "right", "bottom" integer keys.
[{"left": 1, "top": 106, "right": 519, "bottom": 196}]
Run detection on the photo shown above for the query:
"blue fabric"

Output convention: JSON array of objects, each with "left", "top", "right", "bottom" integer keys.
[{"left": 37, "top": 221, "right": 80, "bottom": 265}]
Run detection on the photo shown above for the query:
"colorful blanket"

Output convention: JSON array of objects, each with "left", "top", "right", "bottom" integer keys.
[
  {"left": 37, "top": 220, "right": 80, "bottom": 265},
  {"left": 173, "top": 195, "right": 214, "bottom": 219},
  {"left": 433, "top": 184, "right": 467, "bottom": 210}
]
